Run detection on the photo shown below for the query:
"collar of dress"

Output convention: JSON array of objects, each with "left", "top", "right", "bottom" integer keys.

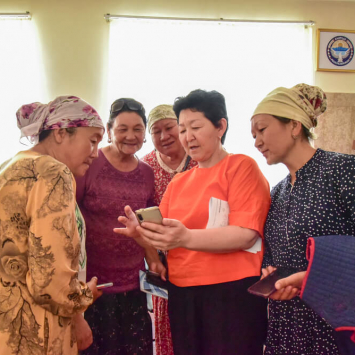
[{"left": 155, "top": 150, "right": 188, "bottom": 174}]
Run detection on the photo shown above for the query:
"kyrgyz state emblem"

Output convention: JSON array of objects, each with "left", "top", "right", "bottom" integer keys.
[{"left": 326, "top": 35, "right": 354, "bottom": 66}]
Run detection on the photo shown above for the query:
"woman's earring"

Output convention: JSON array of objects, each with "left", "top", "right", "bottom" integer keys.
[
  {"left": 292, "top": 134, "right": 299, "bottom": 140},
  {"left": 143, "top": 138, "right": 147, "bottom": 143},
  {"left": 108, "top": 137, "right": 112, "bottom": 143}
]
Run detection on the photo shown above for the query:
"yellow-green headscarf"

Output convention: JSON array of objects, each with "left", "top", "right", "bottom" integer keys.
[
  {"left": 252, "top": 83, "right": 327, "bottom": 130},
  {"left": 148, "top": 104, "right": 177, "bottom": 133}
]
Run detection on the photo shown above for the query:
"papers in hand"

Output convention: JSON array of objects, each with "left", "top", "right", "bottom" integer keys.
[
  {"left": 139, "top": 270, "right": 168, "bottom": 300},
  {"left": 206, "top": 197, "right": 262, "bottom": 254}
]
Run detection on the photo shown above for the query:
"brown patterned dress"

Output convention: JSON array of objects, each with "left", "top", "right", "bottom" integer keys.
[{"left": 0, "top": 151, "right": 93, "bottom": 355}]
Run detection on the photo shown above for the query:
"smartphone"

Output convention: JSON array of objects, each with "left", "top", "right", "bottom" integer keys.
[
  {"left": 145, "top": 270, "right": 168, "bottom": 290},
  {"left": 247, "top": 267, "right": 300, "bottom": 298},
  {"left": 135, "top": 206, "right": 163, "bottom": 225},
  {"left": 97, "top": 282, "right": 113, "bottom": 290}
]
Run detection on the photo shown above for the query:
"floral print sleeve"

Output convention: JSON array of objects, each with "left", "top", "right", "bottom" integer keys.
[
  {"left": 25, "top": 155, "right": 93, "bottom": 316},
  {"left": 0, "top": 151, "right": 92, "bottom": 354}
]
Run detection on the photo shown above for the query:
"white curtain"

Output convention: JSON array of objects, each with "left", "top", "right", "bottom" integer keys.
[
  {"left": 108, "top": 18, "right": 313, "bottom": 188},
  {"left": 0, "top": 19, "right": 47, "bottom": 164}
]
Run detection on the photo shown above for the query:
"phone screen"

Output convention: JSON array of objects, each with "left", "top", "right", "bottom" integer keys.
[{"left": 247, "top": 267, "right": 300, "bottom": 298}]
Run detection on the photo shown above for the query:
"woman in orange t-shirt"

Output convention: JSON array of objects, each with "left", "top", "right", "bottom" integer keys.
[{"left": 116, "top": 89, "right": 271, "bottom": 355}]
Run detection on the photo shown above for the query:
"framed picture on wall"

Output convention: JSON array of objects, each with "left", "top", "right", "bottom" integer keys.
[{"left": 317, "top": 29, "right": 355, "bottom": 72}]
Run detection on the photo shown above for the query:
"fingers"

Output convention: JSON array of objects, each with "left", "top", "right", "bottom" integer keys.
[
  {"left": 140, "top": 221, "right": 164, "bottom": 233},
  {"left": 149, "top": 260, "right": 167, "bottom": 281},
  {"left": 118, "top": 216, "right": 128, "bottom": 225},
  {"left": 137, "top": 226, "right": 168, "bottom": 244},
  {"left": 160, "top": 268, "right": 167, "bottom": 281},
  {"left": 113, "top": 227, "right": 130, "bottom": 236},
  {"left": 261, "top": 266, "right": 302, "bottom": 301},
  {"left": 137, "top": 219, "right": 184, "bottom": 250},
  {"left": 116, "top": 206, "right": 135, "bottom": 225},
  {"left": 124, "top": 205, "right": 135, "bottom": 218},
  {"left": 87, "top": 277, "right": 103, "bottom": 301},
  {"left": 261, "top": 268, "right": 268, "bottom": 279},
  {"left": 275, "top": 277, "right": 291, "bottom": 290},
  {"left": 278, "top": 286, "right": 299, "bottom": 300},
  {"left": 137, "top": 227, "right": 171, "bottom": 250},
  {"left": 266, "top": 265, "right": 277, "bottom": 273},
  {"left": 269, "top": 285, "right": 299, "bottom": 301},
  {"left": 275, "top": 271, "right": 306, "bottom": 290},
  {"left": 261, "top": 266, "right": 276, "bottom": 279},
  {"left": 161, "top": 218, "right": 178, "bottom": 227}
]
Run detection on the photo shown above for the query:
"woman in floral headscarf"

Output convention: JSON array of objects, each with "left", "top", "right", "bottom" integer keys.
[
  {"left": 0, "top": 96, "right": 105, "bottom": 355},
  {"left": 251, "top": 84, "right": 355, "bottom": 354}
]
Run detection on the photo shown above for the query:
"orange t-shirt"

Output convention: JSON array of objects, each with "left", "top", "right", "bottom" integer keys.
[{"left": 160, "top": 154, "right": 271, "bottom": 287}]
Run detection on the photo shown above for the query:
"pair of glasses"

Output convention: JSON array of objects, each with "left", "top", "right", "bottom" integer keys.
[{"left": 110, "top": 98, "right": 145, "bottom": 115}]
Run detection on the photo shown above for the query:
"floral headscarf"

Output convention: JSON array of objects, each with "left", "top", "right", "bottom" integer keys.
[
  {"left": 252, "top": 83, "right": 327, "bottom": 130},
  {"left": 17, "top": 95, "right": 105, "bottom": 144},
  {"left": 147, "top": 104, "right": 177, "bottom": 133}
]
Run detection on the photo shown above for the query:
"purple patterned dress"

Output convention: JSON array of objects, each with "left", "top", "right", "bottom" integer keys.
[{"left": 76, "top": 149, "right": 155, "bottom": 355}]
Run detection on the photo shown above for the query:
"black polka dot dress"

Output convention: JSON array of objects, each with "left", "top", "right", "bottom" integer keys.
[{"left": 263, "top": 149, "right": 355, "bottom": 355}]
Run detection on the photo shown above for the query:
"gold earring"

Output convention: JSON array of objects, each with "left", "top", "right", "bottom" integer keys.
[{"left": 292, "top": 134, "right": 298, "bottom": 140}]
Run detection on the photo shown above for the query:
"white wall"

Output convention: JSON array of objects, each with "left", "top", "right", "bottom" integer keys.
[{"left": 1, "top": 0, "right": 355, "bottom": 119}]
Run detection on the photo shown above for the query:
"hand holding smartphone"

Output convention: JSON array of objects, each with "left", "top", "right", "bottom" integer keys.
[
  {"left": 135, "top": 206, "right": 163, "bottom": 225},
  {"left": 248, "top": 267, "right": 300, "bottom": 298}
]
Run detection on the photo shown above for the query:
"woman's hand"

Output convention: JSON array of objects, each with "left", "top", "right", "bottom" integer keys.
[
  {"left": 87, "top": 276, "right": 103, "bottom": 302},
  {"left": 275, "top": 271, "right": 306, "bottom": 292},
  {"left": 137, "top": 218, "right": 191, "bottom": 251},
  {"left": 145, "top": 248, "right": 167, "bottom": 281},
  {"left": 114, "top": 205, "right": 141, "bottom": 239},
  {"left": 261, "top": 266, "right": 300, "bottom": 301},
  {"left": 73, "top": 313, "right": 93, "bottom": 351}
]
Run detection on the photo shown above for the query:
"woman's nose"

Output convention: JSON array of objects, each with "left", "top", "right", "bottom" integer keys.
[
  {"left": 186, "top": 129, "right": 194, "bottom": 142},
  {"left": 160, "top": 130, "right": 168, "bottom": 141},
  {"left": 254, "top": 135, "right": 262, "bottom": 149},
  {"left": 92, "top": 145, "right": 99, "bottom": 158},
  {"left": 126, "top": 130, "right": 135, "bottom": 139}
]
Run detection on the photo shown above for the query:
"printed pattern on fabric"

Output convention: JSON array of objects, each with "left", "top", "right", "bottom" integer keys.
[
  {"left": 77, "top": 150, "right": 155, "bottom": 293},
  {"left": 17, "top": 95, "right": 104, "bottom": 144},
  {"left": 0, "top": 151, "right": 93, "bottom": 355},
  {"left": 82, "top": 290, "right": 153, "bottom": 355},
  {"left": 75, "top": 204, "right": 87, "bottom": 282},
  {"left": 142, "top": 150, "right": 197, "bottom": 206},
  {"left": 76, "top": 149, "right": 155, "bottom": 354},
  {"left": 263, "top": 148, "right": 355, "bottom": 355},
  {"left": 293, "top": 84, "right": 327, "bottom": 127}
]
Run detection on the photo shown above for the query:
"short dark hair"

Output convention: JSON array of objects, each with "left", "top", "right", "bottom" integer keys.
[
  {"left": 273, "top": 116, "right": 313, "bottom": 140},
  {"left": 108, "top": 98, "right": 146, "bottom": 130},
  {"left": 38, "top": 127, "right": 77, "bottom": 142},
  {"left": 173, "top": 89, "right": 229, "bottom": 144}
]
